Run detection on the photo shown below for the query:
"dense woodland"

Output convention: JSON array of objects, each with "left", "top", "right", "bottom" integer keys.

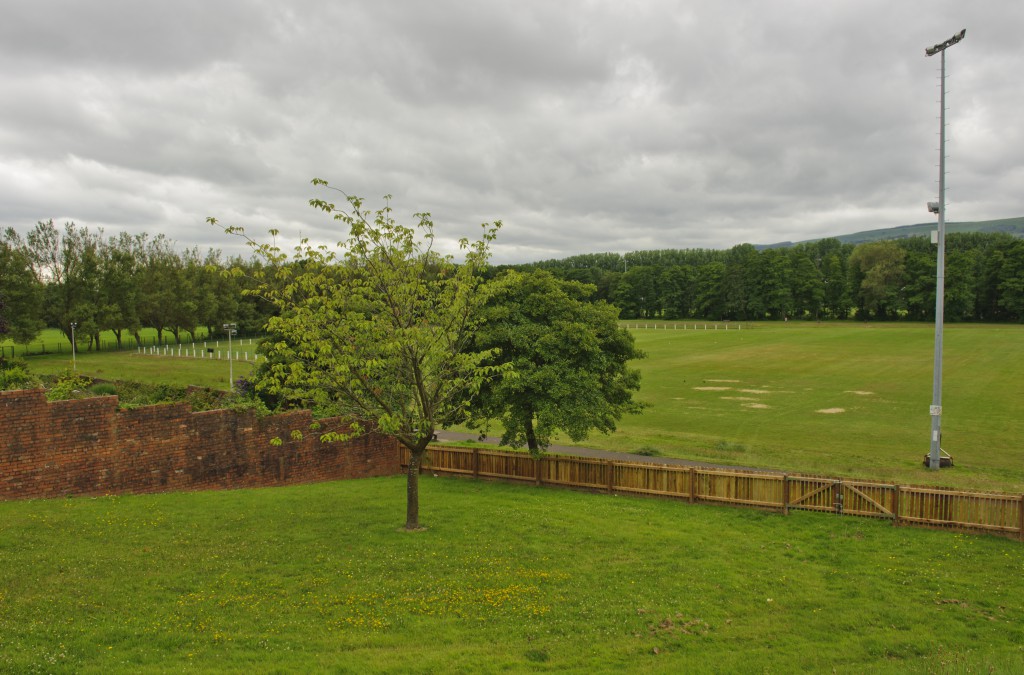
[
  {"left": 2, "top": 220, "right": 1024, "bottom": 351},
  {"left": 507, "top": 233, "right": 1024, "bottom": 322}
]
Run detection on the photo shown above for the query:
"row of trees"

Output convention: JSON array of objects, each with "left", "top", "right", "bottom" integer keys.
[
  {"left": 0, "top": 220, "right": 269, "bottom": 349},
  {"left": 5, "top": 222, "right": 1023, "bottom": 353},
  {"left": 519, "top": 233, "right": 1024, "bottom": 322}
]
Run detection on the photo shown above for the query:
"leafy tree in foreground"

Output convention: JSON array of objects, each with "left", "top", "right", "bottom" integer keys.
[
  {"left": 468, "top": 269, "right": 645, "bottom": 453},
  {"left": 211, "top": 182, "right": 506, "bottom": 530}
]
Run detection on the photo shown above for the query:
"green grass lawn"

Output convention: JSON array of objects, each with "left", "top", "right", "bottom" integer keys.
[
  {"left": 0, "top": 327, "right": 224, "bottom": 356},
  {"left": 571, "top": 322, "right": 1024, "bottom": 494},
  {"left": 1, "top": 476, "right": 1022, "bottom": 673},
  {"left": 17, "top": 334, "right": 260, "bottom": 390}
]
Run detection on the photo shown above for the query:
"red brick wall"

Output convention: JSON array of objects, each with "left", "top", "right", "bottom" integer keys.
[{"left": 0, "top": 389, "right": 402, "bottom": 501}]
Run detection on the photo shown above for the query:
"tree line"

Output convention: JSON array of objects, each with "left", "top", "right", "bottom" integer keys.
[
  {"left": 0, "top": 220, "right": 270, "bottom": 349},
  {"left": 4, "top": 222, "right": 1024, "bottom": 355},
  {"left": 512, "top": 233, "right": 1024, "bottom": 322}
]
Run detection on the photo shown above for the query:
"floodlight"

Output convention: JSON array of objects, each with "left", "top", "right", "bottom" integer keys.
[{"left": 925, "top": 29, "right": 966, "bottom": 57}]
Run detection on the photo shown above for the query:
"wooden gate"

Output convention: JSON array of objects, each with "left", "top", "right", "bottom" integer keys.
[{"left": 840, "top": 480, "right": 897, "bottom": 519}]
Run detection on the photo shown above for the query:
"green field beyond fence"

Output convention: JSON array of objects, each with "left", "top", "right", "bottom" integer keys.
[
  {"left": 417, "top": 445, "right": 1024, "bottom": 540},
  {"left": 0, "top": 327, "right": 264, "bottom": 359},
  {"left": 135, "top": 338, "right": 262, "bottom": 363}
]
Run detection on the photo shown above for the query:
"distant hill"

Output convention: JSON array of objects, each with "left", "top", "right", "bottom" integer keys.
[{"left": 759, "top": 216, "right": 1024, "bottom": 249}]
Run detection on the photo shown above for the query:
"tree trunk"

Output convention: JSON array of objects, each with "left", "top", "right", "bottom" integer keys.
[
  {"left": 525, "top": 416, "right": 539, "bottom": 454},
  {"left": 405, "top": 437, "right": 431, "bottom": 530}
]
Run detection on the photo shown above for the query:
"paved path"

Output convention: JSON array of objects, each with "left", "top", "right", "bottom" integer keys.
[{"left": 433, "top": 430, "right": 781, "bottom": 475}]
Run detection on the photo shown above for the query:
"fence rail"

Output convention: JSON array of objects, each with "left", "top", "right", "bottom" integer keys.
[
  {"left": 406, "top": 445, "right": 1024, "bottom": 541},
  {"left": 1, "top": 333, "right": 263, "bottom": 359},
  {"left": 621, "top": 322, "right": 747, "bottom": 331}
]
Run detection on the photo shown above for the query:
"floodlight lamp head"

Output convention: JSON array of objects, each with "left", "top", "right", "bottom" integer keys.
[
  {"left": 927, "top": 201, "right": 940, "bottom": 214},
  {"left": 925, "top": 29, "right": 966, "bottom": 57}
]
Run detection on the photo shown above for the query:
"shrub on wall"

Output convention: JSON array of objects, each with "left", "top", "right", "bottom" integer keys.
[
  {"left": 44, "top": 371, "right": 93, "bottom": 401},
  {"left": 0, "top": 358, "right": 39, "bottom": 391}
]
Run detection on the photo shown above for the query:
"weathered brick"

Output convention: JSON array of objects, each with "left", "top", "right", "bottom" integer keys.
[{"left": 0, "top": 389, "right": 401, "bottom": 501}]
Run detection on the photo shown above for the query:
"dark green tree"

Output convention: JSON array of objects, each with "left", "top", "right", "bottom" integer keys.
[
  {"left": 25, "top": 220, "right": 103, "bottom": 347},
  {"left": 135, "top": 234, "right": 183, "bottom": 345},
  {"left": 0, "top": 229, "right": 44, "bottom": 345},
  {"left": 468, "top": 269, "right": 645, "bottom": 453},
  {"left": 995, "top": 239, "right": 1024, "bottom": 321},
  {"left": 848, "top": 241, "right": 906, "bottom": 319},
  {"left": 660, "top": 265, "right": 695, "bottom": 319},
  {"left": 788, "top": 248, "right": 824, "bottom": 319},
  {"left": 97, "top": 233, "right": 143, "bottom": 348}
]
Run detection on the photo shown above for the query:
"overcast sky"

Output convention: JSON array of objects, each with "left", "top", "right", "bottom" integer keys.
[{"left": 1, "top": 1, "right": 1020, "bottom": 264}]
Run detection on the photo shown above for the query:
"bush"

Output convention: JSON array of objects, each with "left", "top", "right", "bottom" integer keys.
[
  {"left": 0, "top": 358, "right": 40, "bottom": 391},
  {"left": 45, "top": 371, "right": 94, "bottom": 401},
  {"left": 224, "top": 393, "right": 272, "bottom": 417}
]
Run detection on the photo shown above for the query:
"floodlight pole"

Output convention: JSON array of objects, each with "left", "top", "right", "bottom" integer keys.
[
  {"left": 925, "top": 29, "right": 965, "bottom": 470},
  {"left": 70, "top": 322, "right": 77, "bottom": 371}
]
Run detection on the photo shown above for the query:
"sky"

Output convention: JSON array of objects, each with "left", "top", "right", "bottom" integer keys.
[{"left": 1, "top": 1, "right": 1021, "bottom": 265}]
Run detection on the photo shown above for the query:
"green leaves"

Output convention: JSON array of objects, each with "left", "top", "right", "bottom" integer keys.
[
  {"left": 211, "top": 184, "right": 506, "bottom": 528},
  {"left": 215, "top": 186, "right": 504, "bottom": 455},
  {"left": 467, "top": 269, "right": 645, "bottom": 453}
]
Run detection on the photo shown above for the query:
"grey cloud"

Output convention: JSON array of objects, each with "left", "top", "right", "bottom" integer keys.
[{"left": 1, "top": 1, "right": 1021, "bottom": 265}]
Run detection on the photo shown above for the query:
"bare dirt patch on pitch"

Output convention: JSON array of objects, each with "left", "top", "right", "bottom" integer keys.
[{"left": 815, "top": 408, "right": 846, "bottom": 414}]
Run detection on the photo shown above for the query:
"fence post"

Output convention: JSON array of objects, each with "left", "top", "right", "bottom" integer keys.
[
  {"left": 893, "top": 485, "right": 902, "bottom": 526},
  {"left": 782, "top": 474, "right": 789, "bottom": 515},
  {"left": 1019, "top": 494, "right": 1023, "bottom": 541},
  {"left": 535, "top": 457, "right": 542, "bottom": 486},
  {"left": 689, "top": 467, "right": 696, "bottom": 503},
  {"left": 606, "top": 460, "right": 614, "bottom": 494},
  {"left": 472, "top": 448, "right": 479, "bottom": 479}
]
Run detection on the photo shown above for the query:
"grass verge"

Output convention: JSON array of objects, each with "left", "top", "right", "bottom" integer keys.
[{"left": 1, "top": 475, "right": 1022, "bottom": 673}]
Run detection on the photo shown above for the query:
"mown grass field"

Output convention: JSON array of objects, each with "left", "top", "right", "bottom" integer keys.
[
  {"left": 2, "top": 475, "right": 1023, "bottom": 673},
  {"left": 12, "top": 328, "right": 259, "bottom": 390},
  {"left": 586, "top": 322, "right": 1024, "bottom": 494},
  {"left": 1, "top": 327, "right": 220, "bottom": 357}
]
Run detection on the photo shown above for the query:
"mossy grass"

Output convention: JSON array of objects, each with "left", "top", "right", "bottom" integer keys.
[{"left": 1, "top": 476, "right": 1022, "bottom": 672}]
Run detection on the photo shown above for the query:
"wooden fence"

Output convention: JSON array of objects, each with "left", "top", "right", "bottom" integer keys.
[{"left": 406, "top": 445, "right": 1024, "bottom": 540}]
